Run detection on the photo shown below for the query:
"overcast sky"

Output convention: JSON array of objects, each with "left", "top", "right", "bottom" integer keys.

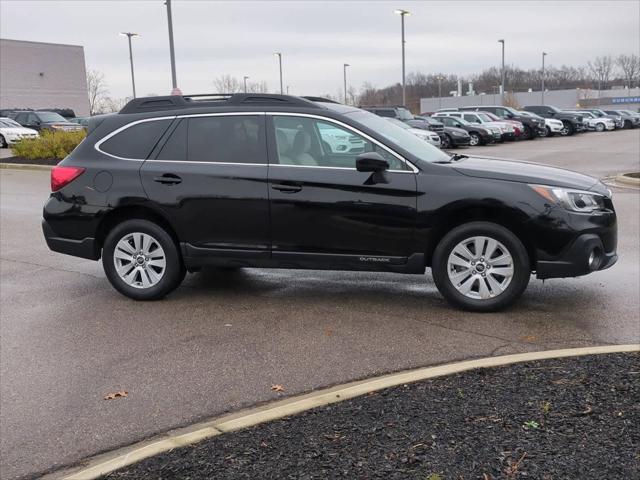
[{"left": 1, "top": 0, "right": 638, "bottom": 99}]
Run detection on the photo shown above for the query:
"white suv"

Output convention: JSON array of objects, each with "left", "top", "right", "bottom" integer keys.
[{"left": 0, "top": 117, "right": 39, "bottom": 147}]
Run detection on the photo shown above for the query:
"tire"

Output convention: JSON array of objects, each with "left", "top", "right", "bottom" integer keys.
[
  {"left": 431, "top": 222, "right": 530, "bottom": 312},
  {"left": 561, "top": 121, "right": 574, "bottom": 136},
  {"left": 595, "top": 122, "right": 605, "bottom": 132},
  {"left": 441, "top": 134, "right": 452, "bottom": 149},
  {"left": 0, "top": 135, "right": 7, "bottom": 148},
  {"left": 469, "top": 132, "right": 481, "bottom": 146},
  {"left": 544, "top": 126, "right": 553, "bottom": 137},
  {"left": 624, "top": 120, "right": 632, "bottom": 129},
  {"left": 102, "top": 219, "right": 185, "bottom": 300},
  {"left": 522, "top": 125, "right": 533, "bottom": 140}
]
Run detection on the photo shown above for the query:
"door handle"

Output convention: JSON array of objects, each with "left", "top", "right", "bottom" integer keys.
[
  {"left": 153, "top": 174, "right": 182, "bottom": 185},
  {"left": 271, "top": 182, "right": 302, "bottom": 193}
]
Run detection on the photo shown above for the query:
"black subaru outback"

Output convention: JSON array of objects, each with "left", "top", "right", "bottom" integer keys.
[{"left": 42, "top": 94, "right": 617, "bottom": 311}]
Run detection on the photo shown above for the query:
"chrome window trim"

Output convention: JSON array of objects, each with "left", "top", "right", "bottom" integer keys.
[{"left": 267, "top": 112, "right": 418, "bottom": 173}]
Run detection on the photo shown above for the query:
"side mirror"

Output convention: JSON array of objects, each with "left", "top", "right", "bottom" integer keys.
[
  {"left": 506, "top": 113, "right": 514, "bottom": 119},
  {"left": 356, "top": 152, "right": 389, "bottom": 173}
]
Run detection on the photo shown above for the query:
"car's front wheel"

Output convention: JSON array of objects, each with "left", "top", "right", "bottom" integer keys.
[
  {"left": 0, "top": 135, "right": 7, "bottom": 148},
  {"left": 595, "top": 122, "right": 605, "bottom": 132},
  {"left": 431, "top": 222, "right": 530, "bottom": 312},
  {"left": 469, "top": 132, "right": 481, "bottom": 146},
  {"left": 102, "top": 219, "right": 185, "bottom": 300},
  {"left": 441, "top": 134, "right": 452, "bottom": 149},
  {"left": 561, "top": 121, "right": 575, "bottom": 136}
]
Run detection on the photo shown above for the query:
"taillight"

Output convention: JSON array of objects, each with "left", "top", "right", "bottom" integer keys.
[{"left": 51, "top": 166, "right": 85, "bottom": 192}]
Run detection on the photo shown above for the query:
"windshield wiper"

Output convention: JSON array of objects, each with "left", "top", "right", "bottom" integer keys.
[{"left": 450, "top": 154, "right": 468, "bottom": 162}]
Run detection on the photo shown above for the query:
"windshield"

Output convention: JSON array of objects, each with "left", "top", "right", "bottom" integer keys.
[
  {"left": 0, "top": 118, "right": 21, "bottom": 128},
  {"left": 477, "top": 113, "right": 493, "bottom": 122},
  {"left": 37, "top": 112, "right": 67, "bottom": 122},
  {"left": 344, "top": 109, "right": 450, "bottom": 164}
]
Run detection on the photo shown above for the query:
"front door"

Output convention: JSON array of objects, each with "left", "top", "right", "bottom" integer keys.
[
  {"left": 267, "top": 114, "right": 418, "bottom": 269},
  {"left": 140, "top": 114, "right": 270, "bottom": 263}
]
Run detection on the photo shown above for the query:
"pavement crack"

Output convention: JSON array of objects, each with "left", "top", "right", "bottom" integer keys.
[{"left": 0, "top": 256, "right": 102, "bottom": 279}]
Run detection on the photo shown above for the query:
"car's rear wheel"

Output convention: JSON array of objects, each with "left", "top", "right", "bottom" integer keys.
[
  {"left": 469, "top": 132, "right": 481, "bottom": 146},
  {"left": 431, "top": 222, "right": 530, "bottom": 312},
  {"left": 103, "top": 219, "right": 185, "bottom": 300}
]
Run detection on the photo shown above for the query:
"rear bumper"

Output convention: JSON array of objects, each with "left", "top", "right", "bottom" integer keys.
[
  {"left": 42, "top": 219, "right": 100, "bottom": 260},
  {"left": 536, "top": 233, "right": 617, "bottom": 279}
]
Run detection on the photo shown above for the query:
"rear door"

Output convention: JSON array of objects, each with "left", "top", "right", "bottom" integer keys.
[
  {"left": 139, "top": 114, "right": 270, "bottom": 262},
  {"left": 267, "top": 113, "right": 418, "bottom": 269}
]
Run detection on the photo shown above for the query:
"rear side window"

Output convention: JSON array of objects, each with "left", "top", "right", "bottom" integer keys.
[
  {"left": 187, "top": 115, "right": 265, "bottom": 163},
  {"left": 100, "top": 119, "right": 172, "bottom": 159},
  {"left": 157, "top": 119, "right": 187, "bottom": 160}
]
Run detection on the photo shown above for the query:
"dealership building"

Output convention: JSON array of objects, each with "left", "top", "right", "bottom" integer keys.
[{"left": 0, "top": 38, "right": 90, "bottom": 116}]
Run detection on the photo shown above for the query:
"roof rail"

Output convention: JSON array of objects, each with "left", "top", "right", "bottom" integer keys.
[
  {"left": 302, "top": 96, "right": 340, "bottom": 104},
  {"left": 119, "top": 93, "right": 321, "bottom": 114}
]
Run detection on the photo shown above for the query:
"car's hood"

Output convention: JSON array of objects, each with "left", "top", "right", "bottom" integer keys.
[
  {"left": 451, "top": 156, "right": 601, "bottom": 191},
  {"left": 444, "top": 126, "right": 469, "bottom": 135}
]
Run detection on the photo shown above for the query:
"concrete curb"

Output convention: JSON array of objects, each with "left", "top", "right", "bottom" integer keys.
[
  {"left": 615, "top": 173, "right": 640, "bottom": 187},
  {"left": 0, "top": 162, "right": 53, "bottom": 171},
  {"left": 44, "top": 344, "right": 639, "bottom": 480}
]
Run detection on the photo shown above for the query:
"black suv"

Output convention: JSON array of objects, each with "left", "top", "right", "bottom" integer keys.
[
  {"left": 459, "top": 105, "right": 545, "bottom": 139},
  {"left": 522, "top": 106, "right": 585, "bottom": 136},
  {"left": 42, "top": 94, "right": 617, "bottom": 311},
  {"left": 13, "top": 110, "right": 84, "bottom": 132}
]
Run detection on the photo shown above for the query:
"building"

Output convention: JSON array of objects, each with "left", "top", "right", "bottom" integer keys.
[
  {"left": 0, "top": 38, "right": 90, "bottom": 116},
  {"left": 420, "top": 88, "right": 640, "bottom": 114}
]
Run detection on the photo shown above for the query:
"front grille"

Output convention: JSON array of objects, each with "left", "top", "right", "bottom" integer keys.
[{"left": 429, "top": 125, "right": 444, "bottom": 133}]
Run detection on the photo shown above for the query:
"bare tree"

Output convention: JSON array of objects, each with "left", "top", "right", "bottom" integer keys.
[
  {"left": 95, "top": 96, "right": 129, "bottom": 114},
  {"left": 587, "top": 55, "right": 614, "bottom": 91},
  {"left": 213, "top": 75, "right": 242, "bottom": 93},
  {"left": 247, "top": 81, "right": 269, "bottom": 93},
  {"left": 616, "top": 54, "right": 640, "bottom": 90},
  {"left": 86, "top": 69, "right": 108, "bottom": 115}
]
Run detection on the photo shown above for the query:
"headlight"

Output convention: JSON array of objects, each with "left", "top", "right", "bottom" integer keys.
[
  {"left": 529, "top": 185, "right": 606, "bottom": 213},
  {"left": 50, "top": 125, "right": 64, "bottom": 130}
]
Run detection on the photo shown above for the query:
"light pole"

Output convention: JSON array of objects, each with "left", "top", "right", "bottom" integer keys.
[
  {"left": 437, "top": 75, "right": 444, "bottom": 109},
  {"left": 394, "top": 9, "right": 410, "bottom": 106},
  {"left": 274, "top": 52, "right": 283, "bottom": 94},
  {"left": 498, "top": 39, "right": 505, "bottom": 101},
  {"left": 243, "top": 76, "right": 249, "bottom": 93},
  {"left": 119, "top": 32, "right": 139, "bottom": 98},
  {"left": 541, "top": 52, "right": 547, "bottom": 105},
  {"left": 164, "top": 0, "right": 179, "bottom": 93},
  {"left": 343, "top": 63, "right": 350, "bottom": 104}
]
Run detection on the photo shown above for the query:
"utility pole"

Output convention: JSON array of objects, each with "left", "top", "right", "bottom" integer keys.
[
  {"left": 394, "top": 9, "right": 410, "bottom": 106},
  {"left": 437, "top": 75, "right": 443, "bottom": 109},
  {"left": 243, "top": 76, "right": 249, "bottom": 93},
  {"left": 165, "top": 0, "right": 178, "bottom": 92},
  {"left": 274, "top": 52, "right": 283, "bottom": 94},
  {"left": 541, "top": 52, "right": 547, "bottom": 105},
  {"left": 119, "top": 32, "right": 139, "bottom": 98},
  {"left": 498, "top": 39, "right": 505, "bottom": 102},
  {"left": 343, "top": 63, "right": 350, "bottom": 104}
]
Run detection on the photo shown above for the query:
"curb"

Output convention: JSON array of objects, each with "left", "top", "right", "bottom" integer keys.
[
  {"left": 0, "top": 162, "right": 54, "bottom": 171},
  {"left": 44, "top": 344, "right": 639, "bottom": 480},
  {"left": 615, "top": 173, "right": 640, "bottom": 187}
]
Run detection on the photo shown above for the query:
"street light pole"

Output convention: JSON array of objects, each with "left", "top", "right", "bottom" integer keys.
[
  {"left": 119, "top": 32, "right": 139, "bottom": 98},
  {"left": 541, "top": 52, "right": 547, "bottom": 105},
  {"left": 343, "top": 63, "right": 350, "bottom": 104},
  {"left": 498, "top": 39, "right": 505, "bottom": 102},
  {"left": 243, "top": 76, "right": 249, "bottom": 93},
  {"left": 164, "top": 0, "right": 178, "bottom": 92},
  {"left": 437, "top": 75, "right": 443, "bottom": 109},
  {"left": 394, "top": 9, "right": 410, "bottom": 106},
  {"left": 274, "top": 52, "right": 283, "bottom": 94}
]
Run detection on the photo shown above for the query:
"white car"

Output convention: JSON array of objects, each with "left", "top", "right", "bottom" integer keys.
[
  {"left": 433, "top": 111, "right": 513, "bottom": 140},
  {"left": 317, "top": 123, "right": 365, "bottom": 154},
  {"left": 385, "top": 117, "right": 441, "bottom": 148},
  {"left": 0, "top": 117, "right": 39, "bottom": 147},
  {"left": 566, "top": 111, "right": 615, "bottom": 132},
  {"left": 519, "top": 111, "right": 563, "bottom": 136}
]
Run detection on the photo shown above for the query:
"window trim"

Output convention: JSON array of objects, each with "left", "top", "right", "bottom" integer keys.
[{"left": 94, "top": 111, "right": 418, "bottom": 173}]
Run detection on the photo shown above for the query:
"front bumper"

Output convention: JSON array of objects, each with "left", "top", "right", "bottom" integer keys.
[
  {"left": 42, "top": 219, "right": 100, "bottom": 260},
  {"left": 536, "top": 233, "right": 617, "bottom": 279},
  {"left": 450, "top": 135, "right": 471, "bottom": 146}
]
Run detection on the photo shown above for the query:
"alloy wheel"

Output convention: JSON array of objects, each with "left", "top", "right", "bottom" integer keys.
[
  {"left": 446, "top": 236, "right": 514, "bottom": 300},
  {"left": 113, "top": 232, "right": 166, "bottom": 289},
  {"left": 469, "top": 133, "right": 480, "bottom": 146}
]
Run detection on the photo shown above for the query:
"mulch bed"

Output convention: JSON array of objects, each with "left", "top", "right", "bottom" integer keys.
[
  {"left": 103, "top": 352, "right": 639, "bottom": 479},
  {"left": 0, "top": 156, "right": 59, "bottom": 165}
]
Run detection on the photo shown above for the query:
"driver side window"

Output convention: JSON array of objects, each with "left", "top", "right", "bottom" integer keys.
[{"left": 273, "top": 116, "right": 408, "bottom": 171}]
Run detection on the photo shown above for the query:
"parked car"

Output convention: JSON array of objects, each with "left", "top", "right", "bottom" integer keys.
[
  {"left": 482, "top": 111, "right": 525, "bottom": 139},
  {"left": 603, "top": 110, "right": 640, "bottom": 129},
  {"left": 385, "top": 117, "right": 442, "bottom": 148},
  {"left": 70, "top": 117, "right": 90, "bottom": 129},
  {"left": 459, "top": 105, "right": 546, "bottom": 139},
  {"left": 412, "top": 116, "right": 470, "bottom": 148},
  {"left": 12, "top": 111, "right": 84, "bottom": 132},
  {"left": 565, "top": 111, "right": 615, "bottom": 132},
  {"left": 0, "top": 117, "right": 39, "bottom": 147},
  {"left": 42, "top": 93, "right": 617, "bottom": 311},
  {"left": 433, "top": 111, "right": 515, "bottom": 141},
  {"left": 578, "top": 109, "right": 624, "bottom": 129},
  {"left": 518, "top": 110, "right": 564, "bottom": 137},
  {"left": 360, "top": 105, "right": 414, "bottom": 121},
  {"left": 522, "top": 106, "right": 585, "bottom": 136},
  {"left": 431, "top": 116, "right": 500, "bottom": 145},
  {"left": 405, "top": 115, "right": 444, "bottom": 134}
]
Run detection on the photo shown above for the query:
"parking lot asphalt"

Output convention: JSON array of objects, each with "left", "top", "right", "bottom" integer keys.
[{"left": 1, "top": 130, "right": 639, "bottom": 479}]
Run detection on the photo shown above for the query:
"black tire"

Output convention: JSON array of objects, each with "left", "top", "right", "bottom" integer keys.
[
  {"left": 0, "top": 135, "right": 7, "bottom": 148},
  {"left": 522, "top": 125, "right": 533, "bottom": 140},
  {"left": 595, "top": 122, "right": 605, "bottom": 132},
  {"left": 545, "top": 126, "right": 553, "bottom": 137},
  {"left": 469, "top": 132, "right": 481, "bottom": 146},
  {"left": 441, "top": 134, "right": 452, "bottom": 149},
  {"left": 102, "top": 219, "right": 185, "bottom": 300},
  {"left": 624, "top": 120, "right": 632, "bottom": 129},
  {"left": 561, "top": 121, "right": 575, "bottom": 136},
  {"left": 431, "top": 222, "right": 530, "bottom": 312}
]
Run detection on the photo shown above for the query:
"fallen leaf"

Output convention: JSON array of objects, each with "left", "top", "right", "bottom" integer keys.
[
  {"left": 271, "top": 384, "right": 285, "bottom": 392},
  {"left": 104, "top": 390, "right": 128, "bottom": 400},
  {"left": 324, "top": 328, "right": 334, "bottom": 337},
  {"left": 520, "top": 335, "right": 537, "bottom": 342}
]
